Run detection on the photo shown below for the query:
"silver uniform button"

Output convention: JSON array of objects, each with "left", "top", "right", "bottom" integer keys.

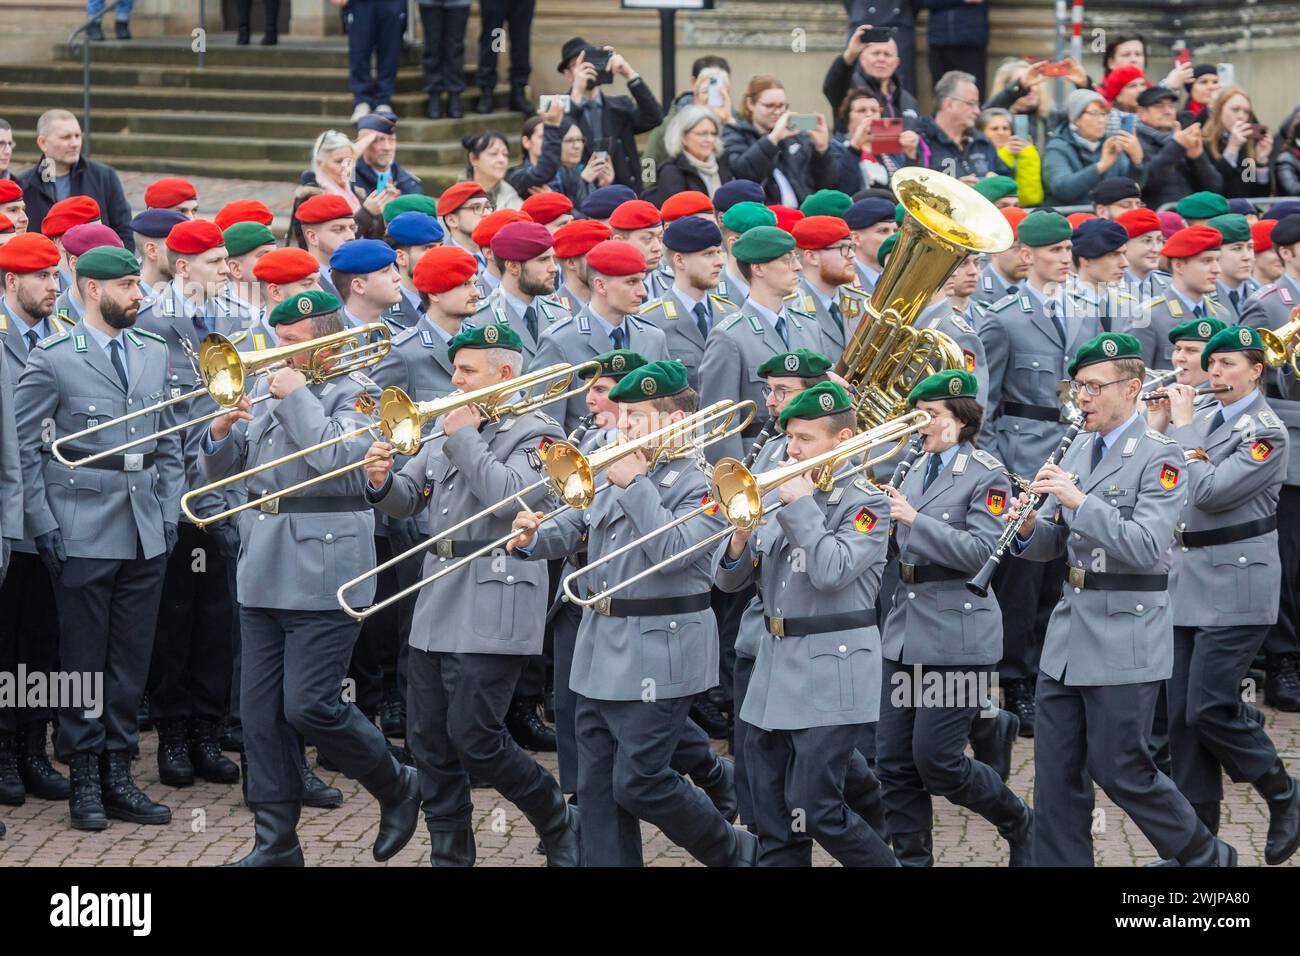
[
  {"left": 506, "top": 575, "right": 514, "bottom": 583},
  {"left": 838, "top": 644, "right": 847, "bottom": 653},
  {"left": 325, "top": 533, "right": 333, "bottom": 542},
  {"left": 1074, "top": 587, "right": 1081, "bottom": 594},
  {"left": 908, "top": 591, "right": 915, "bottom": 599},
  {"left": 258, "top": 514, "right": 265, "bottom": 521},
  {"left": 1136, "top": 604, "right": 1144, "bottom": 612},
  {"left": 669, "top": 621, "right": 677, "bottom": 629},
  {"left": 88, "top": 405, "right": 96, "bottom": 412},
  {"left": 963, "top": 602, "right": 971, "bottom": 610},
  {"left": 1238, "top": 556, "right": 1247, "bottom": 564},
  {"left": 942, "top": 513, "right": 949, "bottom": 520}
]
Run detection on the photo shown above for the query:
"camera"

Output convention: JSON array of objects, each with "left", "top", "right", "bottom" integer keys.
[{"left": 582, "top": 45, "right": 615, "bottom": 89}]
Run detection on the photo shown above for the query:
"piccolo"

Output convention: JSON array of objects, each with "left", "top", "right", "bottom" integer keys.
[{"left": 1140, "top": 381, "right": 1232, "bottom": 402}]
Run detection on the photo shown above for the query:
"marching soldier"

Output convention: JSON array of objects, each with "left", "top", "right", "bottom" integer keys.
[
  {"left": 1116, "top": 208, "right": 1171, "bottom": 304},
  {"left": 142, "top": 177, "right": 199, "bottom": 220},
  {"left": 521, "top": 192, "right": 574, "bottom": 235},
  {"left": 478, "top": 221, "right": 573, "bottom": 370},
  {"left": 1090, "top": 177, "right": 1143, "bottom": 220},
  {"left": 383, "top": 211, "right": 444, "bottom": 331},
  {"left": 608, "top": 200, "right": 671, "bottom": 302},
  {"left": 129, "top": 209, "right": 185, "bottom": 299},
  {"left": 363, "top": 323, "right": 579, "bottom": 867},
  {"left": 1064, "top": 218, "right": 1139, "bottom": 334},
  {"left": 217, "top": 221, "right": 278, "bottom": 326},
  {"left": 552, "top": 220, "right": 612, "bottom": 313},
  {"left": 843, "top": 198, "right": 896, "bottom": 295},
  {"left": 0, "top": 253, "right": 17, "bottom": 833},
  {"left": 1253, "top": 219, "right": 1285, "bottom": 290},
  {"left": 0, "top": 179, "right": 29, "bottom": 234},
  {"left": 877, "top": 370, "right": 1032, "bottom": 866},
  {"left": 1123, "top": 226, "right": 1225, "bottom": 370},
  {"left": 1175, "top": 191, "right": 1230, "bottom": 228},
  {"left": 471, "top": 210, "right": 531, "bottom": 299},
  {"left": 328, "top": 239, "right": 402, "bottom": 333},
  {"left": 203, "top": 290, "right": 420, "bottom": 866},
  {"left": 1207, "top": 214, "right": 1258, "bottom": 320},
  {"left": 40, "top": 196, "right": 101, "bottom": 294},
  {"left": 294, "top": 194, "right": 360, "bottom": 301},
  {"left": 1010, "top": 331, "right": 1236, "bottom": 867},
  {"left": 977, "top": 207, "right": 1028, "bottom": 308},
  {"left": 791, "top": 215, "right": 869, "bottom": 363},
  {"left": 16, "top": 246, "right": 184, "bottom": 831}
]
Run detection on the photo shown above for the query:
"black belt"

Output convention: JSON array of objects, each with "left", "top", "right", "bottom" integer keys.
[
  {"left": 58, "top": 449, "right": 155, "bottom": 471},
  {"left": 586, "top": 591, "right": 712, "bottom": 617},
  {"left": 431, "top": 538, "right": 521, "bottom": 559},
  {"left": 1175, "top": 515, "right": 1277, "bottom": 548},
  {"left": 999, "top": 401, "right": 1060, "bottom": 422},
  {"left": 247, "top": 495, "right": 359, "bottom": 514},
  {"left": 899, "top": 562, "right": 966, "bottom": 584},
  {"left": 765, "top": 608, "right": 877, "bottom": 638},
  {"left": 1066, "top": 568, "right": 1168, "bottom": 591}
]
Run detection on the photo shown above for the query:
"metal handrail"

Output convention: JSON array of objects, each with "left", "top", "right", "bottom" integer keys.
[{"left": 66, "top": 0, "right": 123, "bottom": 157}]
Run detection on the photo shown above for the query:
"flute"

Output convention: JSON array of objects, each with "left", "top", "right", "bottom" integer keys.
[{"left": 1140, "top": 382, "right": 1232, "bottom": 402}]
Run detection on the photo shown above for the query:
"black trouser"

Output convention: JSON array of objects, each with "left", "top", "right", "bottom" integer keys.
[
  {"left": 235, "top": 0, "right": 280, "bottom": 35},
  {"left": 927, "top": 45, "right": 989, "bottom": 98},
  {"left": 993, "top": 552, "right": 1066, "bottom": 683},
  {"left": 475, "top": 0, "right": 534, "bottom": 91},
  {"left": 551, "top": 597, "right": 582, "bottom": 793},
  {"left": 733, "top": 651, "right": 756, "bottom": 826},
  {"left": 0, "top": 551, "right": 60, "bottom": 733},
  {"left": 345, "top": 0, "right": 406, "bottom": 107},
  {"left": 350, "top": 535, "right": 417, "bottom": 718},
  {"left": 240, "top": 606, "right": 390, "bottom": 803},
  {"left": 148, "top": 522, "right": 233, "bottom": 723},
  {"left": 419, "top": 2, "right": 469, "bottom": 95},
  {"left": 1168, "top": 625, "right": 1279, "bottom": 804},
  {"left": 226, "top": 556, "right": 243, "bottom": 742},
  {"left": 52, "top": 551, "right": 167, "bottom": 758},
  {"left": 710, "top": 583, "right": 751, "bottom": 703},
  {"left": 1266, "top": 485, "right": 1300, "bottom": 656},
  {"left": 407, "top": 648, "right": 561, "bottom": 831}
]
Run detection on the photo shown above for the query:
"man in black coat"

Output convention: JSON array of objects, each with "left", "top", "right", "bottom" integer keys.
[
  {"left": 1133, "top": 87, "right": 1223, "bottom": 210},
  {"left": 823, "top": 24, "right": 921, "bottom": 132}
]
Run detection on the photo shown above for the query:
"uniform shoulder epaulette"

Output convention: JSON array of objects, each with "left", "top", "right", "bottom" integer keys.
[
  {"left": 533, "top": 411, "right": 561, "bottom": 429},
  {"left": 989, "top": 293, "right": 1018, "bottom": 313},
  {"left": 546, "top": 315, "right": 575, "bottom": 333},
  {"left": 971, "top": 448, "right": 1003, "bottom": 470},
  {"left": 708, "top": 292, "right": 736, "bottom": 309},
  {"left": 720, "top": 313, "right": 746, "bottom": 331},
  {"left": 852, "top": 475, "right": 879, "bottom": 494},
  {"left": 971, "top": 302, "right": 988, "bottom": 318},
  {"left": 1145, "top": 428, "right": 1176, "bottom": 445},
  {"left": 949, "top": 312, "right": 975, "bottom": 335},
  {"left": 1140, "top": 296, "right": 1166, "bottom": 309},
  {"left": 627, "top": 313, "right": 655, "bottom": 329},
  {"left": 392, "top": 325, "right": 421, "bottom": 346},
  {"left": 133, "top": 329, "right": 168, "bottom": 345},
  {"left": 38, "top": 332, "right": 71, "bottom": 349},
  {"left": 1257, "top": 409, "right": 1283, "bottom": 430},
  {"left": 638, "top": 298, "right": 665, "bottom": 315},
  {"left": 348, "top": 370, "right": 378, "bottom": 390},
  {"left": 1115, "top": 291, "right": 1137, "bottom": 303},
  {"left": 472, "top": 298, "right": 492, "bottom": 313}
]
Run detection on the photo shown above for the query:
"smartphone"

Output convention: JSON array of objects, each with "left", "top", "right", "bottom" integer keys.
[
  {"left": 1216, "top": 62, "right": 1235, "bottom": 87},
  {"left": 1119, "top": 113, "right": 1136, "bottom": 133},
  {"left": 1042, "top": 61, "right": 1071, "bottom": 78},
  {"left": 539, "top": 94, "right": 571, "bottom": 114},
  {"left": 591, "top": 136, "right": 611, "bottom": 163},
  {"left": 1174, "top": 47, "right": 1191, "bottom": 67},
  {"left": 788, "top": 113, "right": 818, "bottom": 133},
  {"left": 868, "top": 117, "right": 903, "bottom": 153},
  {"left": 1012, "top": 114, "right": 1031, "bottom": 140},
  {"left": 707, "top": 77, "right": 724, "bottom": 108},
  {"left": 375, "top": 170, "right": 390, "bottom": 193},
  {"left": 583, "top": 46, "right": 614, "bottom": 87}
]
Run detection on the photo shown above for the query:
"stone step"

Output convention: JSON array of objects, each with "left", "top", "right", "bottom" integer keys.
[
  {"left": 1, "top": 61, "right": 443, "bottom": 95},
  {"left": 52, "top": 36, "right": 422, "bottom": 71}
]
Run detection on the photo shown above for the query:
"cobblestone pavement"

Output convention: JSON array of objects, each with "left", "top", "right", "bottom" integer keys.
[
  {"left": 1, "top": 702, "right": 1296, "bottom": 867},
  {"left": 118, "top": 172, "right": 301, "bottom": 221}
]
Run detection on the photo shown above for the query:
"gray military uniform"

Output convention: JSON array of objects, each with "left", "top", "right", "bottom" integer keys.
[
  {"left": 917, "top": 301, "right": 990, "bottom": 415},
  {"left": 474, "top": 286, "right": 573, "bottom": 371},
  {"left": 636, "top": 286, "right": 737, "bottom": 391},
  {"left": 1062, "top": 277, "right": 1141, "bottom": 335},
  {"left": 1212, "top": 278, "right": 1260, "bottom": 322},
  {"left": 1121, "top": 290, "right": 1224, "bottom": 370},
  {"left": 976, "top": 263, "right": 1019, "bottom": 308},
  {"left": 1240, "top": 276, "right": 1300, "bottom": 487},
  {"left": 384, "top": 287, "right": 423, "bottom": 331},
  {"left": 795, "top": 278, "right": 869, "bottom": 363}
]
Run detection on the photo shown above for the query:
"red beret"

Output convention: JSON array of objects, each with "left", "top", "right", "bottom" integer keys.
[
  {"left": 41, "top": 196, "right": 100, "bottom": 238},
  {"left": 791, "top": 215, "right": 850, "bottom": 250},
  {"left": 437, "top": 181, "right": 486, "bottom": 216},
  {"left": 586, "top": 239, "right": 647, "bottom": 277},
  {"left": 0, "top": 232, "right": 60, "bottom": 273},
  {"left": 768, "top": 205, "right": 804, "bottom": 233},
  {"left": 472, "top": 209, "right": 533, "bottom": 249},
  {"left": 1252, "top": 219, "right": 1276, "bottom": 254},
  {"left": 0, "top": 214, "right": 12, "bottom": 234},
  {"left": 660, "top": 191, "right": 714, "bottom": 222},
  {"left": 1066, "top": 212, "right": 1096, "bottom": 229},
  {"left": 296, "top": 194, "right": 354, "bottom": 225},
  {"left": 1115, "top": 207, "right": 1162, "bottom": 239},
  {"left": 520, "top": 191, "right": 574, "bottom": 225},
  {"left": 491, "top": 221, "right": 554, "bottom": 261},
  {"left": 252, "top": 247, "right": 319, "bottom": 285},
  {"left": 1162, "top": 224, "right": 1223, "bottom": 259},
  {"left": 1001, "top": 205, "right": 1029, "bottom": 239},
  {"left": 553, "top": 219, "right": 612, "bottom": 259},
  {"left": 166, "top": 219, "right": 226, "bottom": 255},
  {"left": 215, "top": 199, "right": 274, "bottom": 231},
  {"left": 144, "top": 177, "right": 197, "bottom": 210},
  {"left": 413, "top": 245, "right": 479, "bottom": 294},
  {"left": 63, "top": 223, "right": 124, "bottom": 256},
  {"left": 0, "top": 180, "right": 22, "bottom": 204},
  {"left": 609, "top": 199, "right": 661, "bottom": 231}
]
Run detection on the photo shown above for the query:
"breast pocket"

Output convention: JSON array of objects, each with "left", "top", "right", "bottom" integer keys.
[
  {"left": 639, "top": 620, "right": 698, "bottom": 687},
  {"left": 45, "top": 467, "right": 103, "bottom": 540},
  {"left": 1209, "top": 541, "right": 1276, "bottom": 613},
  {"left": 1102, "top": 592, "right": 1163, "bottom": 669},
  {"left": 809, "top": 631, "right": 872, "bottom": 712},
  {"left": 290, "top": 515, "right": 361, "bottom": 596},
  {"left": 928, "top": 499, "right": 969, "bottom": 529},
  {"left": 67, "top": 395, "right": 125, "bottom": 444},
  {"left": 935, "top": 588, "right": 989, "bottom": 652},
  {"left": 470, "top": 559, "right": 537, "bottom": 642},
  {"left": 1011, "top": 352, "right": 1060, "bottom": 397},
  {"left": 1100, "top": 489, "right": 1136, "bottom": 520}
]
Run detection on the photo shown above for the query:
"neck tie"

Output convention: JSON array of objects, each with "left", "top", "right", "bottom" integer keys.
[
  {"left": 1091, "top": 433, "right": 1105, "bottom": 471},
  {"left": 1047, "top": 299, "right": 1066, "bottom": 343},
  {"left": 829, "top": 301, "right": 844, "bottom": 335},
  {"left": 1100, "top": 293, "right": 1112, "bottom": 333},
  {"left": 774, "top": 313, "right": 789, "bottom": 348},
  {"left": 922, "top": 452, "right": 941, "bottom": 492},
  {"left": 610, "top": 324, "right": 626, "bottom": 351},
  {"left": 1007, "top": 284, "right": 1019, "bottom": 296},
  {"left": 1209, "top": 408, "right": 1225, "bottom": 434},
  {"left": 692, "top": 301, "right": 710, "bottom": 341},
  {"left": 25, "top": 329, "right": 38, "bottom": 351},
  {"left": 522, "top": 305, "right": 538, "bottom": 344},
  {"left": 108, "top": 338, "right": 129, "bottom": 391},
  {"left": 1193, "top": 302, "right": 1206, "bottom": 319},
  {"left": 1229, "top": 289, "right": 1240, "bottom": 312}
]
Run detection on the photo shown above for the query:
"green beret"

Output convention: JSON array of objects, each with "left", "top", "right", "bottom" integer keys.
[
  {"left": 74, "top": 246, "right": 141, "bottom": 280},
  {"left": 447, "top": 322, "right": 524, "bottom": 360},
  {"left": 1068, "top": 332, "right": 1143, "bottom": 376},
  {"left": 779, "top": 381, "right": 853, "bottom": 427},
  {"left": 268, "top": 289, "right": 341, "bottom": 327},
  {"left": 756, "top": 348, "right": 832, "bottom": 379},
  {"left": 973, "top": 175, "right": 1018, "bottom": 202},
  {"left": 1168, "top": 317, "right": 1226, "bottom": 345},
  {"left": 579, "top": 349, "right": 647, "bottom": 380},
  {"left": 877, "top": 232, "right": 898, "bottom": 266},
  {"left": 382, "top": 194, "right": 440, "bottom": 223},
  {"left": 720, "top": 201, "right": 777, "bottom": 235},
  {"left": 907, "top": 369, "right": 978, "bottom": 406},
  {"left": 607, "top": 359, "right": 689, "bottom": 402},
  {"left": 1206, "top": 213, "right": 1251, "bottom": 245},
  {"left": 1174, "top": 191, "right": 1230, "bottom": 221},
  {"left": 223, "top": 221, "right": 276, "bottom": 258},
  {"left": 895, "top": 203, "right": 905, "bottom": 224},
  {"left": 1017, "top": 211, "right": 1073, "bottom": 248},
  {"left": 731, "top": 225, "right": 795, "bottom": 264},
  {"left": 799, "top": 189, "right": 852, "bottom": 219},
  {"left": 1201, "top": 325, "right": 1264, "bottom": 370}
]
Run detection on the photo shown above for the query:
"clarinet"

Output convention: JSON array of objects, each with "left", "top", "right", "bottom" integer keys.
[
  {"left": 566, "top": 413, "right": 596, "bottom": 447},
  {"left": 889, "top": 434, "right": 926, "bottom": 487},
  {"left": 742, "top": 415, "right": 779, "bottom": 468},
  {"left": 965, "top": 411, "right": 1087, "bottom": 598}
]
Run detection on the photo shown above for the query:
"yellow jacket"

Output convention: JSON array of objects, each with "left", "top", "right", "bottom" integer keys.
[{"left": 998, "top": 143, "right": 1043, "bottom": 207}]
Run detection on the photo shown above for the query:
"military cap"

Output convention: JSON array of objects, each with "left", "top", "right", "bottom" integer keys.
[
  {"left": 720, "top": 201, "right": 776, "bottom": 235},
  {"left": 779, "top": 380, "right": 852, "bottom": 426},
  {"left": 296, "top": 193, "right": 354, "bottom": 224},
  {"left": 662, "top": 216, "right": 722, "bottom": 253},
  {"left": 471, "top": 208, "right": 532, "bottom": 249},
  {"left": 41, "top": 196, "right": 100, "bottom": 238},
  {"left": 1270, "top": 214, "right": 1300, "bottom": 248},
  {"left": 166, "top": 219, "right": 225, "bottom": 255},
  {"left": 223, "top": 221, "right": 276, "bottom": 258},
  {"left": 1201, "top": 325, "right": 1264, "bottom": 369},
  {"left": 382, "top": 193, "right": 440, "bottom": 223},
  {"left": 253, "top": 247, "right": 319, "bottom": 285},
  {"left": 660, "top": 191, "right": 713, "bottom": 222},
  {"left": 1206, "top": 213, "right": 1250, "bottom": 245},
  {"left": 269, "top": 290, "right": 341, "bottom": 327},
  {"left": 413, "top": 245, "right": 478, "bottom": 294},
  {"left": 215, "top": 199, "right": 274, "bottom": 230},
  {"left": 1091, "top": 177, "right": 1141, "bottom": 205},
  {"left": 907, "top": 369, "right": 979, "bottom": 405},
  {"left": 1116, "top": 207, "right": 1162, "bottom": 238},
  {"left": 586, "top": 240, "right": 647, "bottom": 276},
  {"left": 144, "top": 177, "right": 197, "bottom": 209},
  {"left": 1252, "top": 219, "right": 1276, "bottom": 253},
  {"left": 356, "top": 110, "right": 398, "bottom": 133},
  {"left": 1157, "top": 210, "right": 1186, "bottom": 239},
  {"left": 448, "top": 322, "right": 524, "bottom": 360},
  {"left": 1263, "top": 201, "right": 1300, "bottom": 223},
  {"left": 1169, "top": 317, "right": 1226, "bottom": 344},
  {"left": 130, "top": 208, "right": 186, "bottom": 239},
  {"left": 1001, "top": 205, "right": 1029, "bottom": 239},
  {"left": 329, "top": 238, "right": 397, "bottom": 274},
  {"left": 73, "top": 246, "right": 141, "bottom": 280},
  {"left": 1136, "top": 86, "right": 1178, "bottom": 107},
  {"left": 521, "top": 192, "right": 574, "bottom": 225},
  {"left": 843, "top": 197, "right": 896, "bottom": 230},
  {"left": 732, "top": 225, "right": 795, "bottom": 264},
  {"left": 552, "top": 219, "right": 612, "bottom": 258},
  {"left": 436, "top": 182, "right": 487, "bottom": 217},
  {"left": 0, "top": 232, "right": 59, "bottom": 273},
  {"left": 386, "top": 211, "right": 444, "bottom": 246},
  {"left": 1228, "top": 198, "right": 1255, "bottom": 216},
  {"left": 63, "top": 224, "right": 123, "bottom": 256},
  {"left": 756, "top": 348, "right": 832, "bottom": 378},
  {"left": 579, "top": 184, "right": 637, "bottom": 220},
  {"left": 0, "top": 180, "right": 21, "bottom": 204},
  {"left": 877, "top": 232, "right": 898, "bottom": 266},
  {"left": 973, "top": 175, "right": 1018, "bottom": 203},
  {"left": 792, "top": 215, "right": 850, "bottom": 250},
  {"left": 609, "top": 199, "right": 662, "bottom": 231},
  {"left": 799, "top": 189, "right": 853, "bottom": 218},
  {"left": 1162, "top": 225, "right": 1222, "bottom": 259},
  {"left": 1017, "top": 210, "right": 1073, "bottom": 248},
  {"left": 579, "top": 349, "right": 647, "bottom": 380},
  {"left": 1068, "top": 331, "right": 1143, "bottom": 376},
  {"left": 1071, "top": 218, "right": 1129, "bottom": 258},
  {"left": 607, "top": 359, "right": 690, "bottom": 402},
  {"left": 1174, "top": 191, "right": 1230, "bottom": 221},
  {"left": 1066, "top": 212, "right": 1096, "bottom": 229},
  {"left": 768, "top": 205, "right": 804, "bottom": 233},
  {"left": 490, "top": 220, "right": 553, "bottom": 261},
  {"left": 712, "top": 179, "right": 764, "bottom": 212}
]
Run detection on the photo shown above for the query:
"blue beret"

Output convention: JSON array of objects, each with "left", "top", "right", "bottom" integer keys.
[
  {"left": 1263, "top": 201, "right": 1300, "bottom": 223},
  {"left": 129, "top": 208, "right": 187, "bottom": 239},
  {"left": 386, "top": 211, "right": 444, "bottom": 247},
  {"left": 329, "top": 238, "right": 397, "bottom": 274},
  {"left": 1071, "top": 218, "right": 1129, "bottom": 259},
  {"left": 579, "top": 185, "right": 637, "bottom": 220},
  {"left": 712, "top": 179, "right": 765, "bottom": 213},
  {"left": 1227, "top": 198, "right": 1255, "bottom": 217},
  {"left": 662, "top": 216, "right": 722, "bottom": 253},
  {"left": 843, "top": 197, "right": 897, "bottom": 230},
  {"left": 356, "top": 110, "right": 398, "bottom": 134}
]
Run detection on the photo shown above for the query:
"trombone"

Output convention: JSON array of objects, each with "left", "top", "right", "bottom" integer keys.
[
  {"left": 181, "top": 360, "right": 601, "bottom": 527},
  {"left": 336, "top": 399, "right": 757, "bottom": 621},
  {"left": 563, "top": 409, "right": 932, "bottom": 610},
  {"left": 1258, "top": 307, "right": 1300, "bottom": 374},
  {"left": 50, "top": 325, "right": 392, "bottom": 469}
]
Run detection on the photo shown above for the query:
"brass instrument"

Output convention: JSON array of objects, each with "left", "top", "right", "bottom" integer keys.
[
  {"left": 1257, "top": 307, "right": 1300, "bottom": 374},
  {"left": 835, "top": 167, "right": 1013, "bottom": 430},
  {"left": 50, "top": 324, "right": 392, "bottom": 469},
  {"left": 336, "top": 399, "right": 757, "bottom": 621}
]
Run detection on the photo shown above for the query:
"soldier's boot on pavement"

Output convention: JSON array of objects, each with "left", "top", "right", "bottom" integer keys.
[
  {"left": 1253, "top": 759, "right": 1300, "bottom": 865},
  {"left": 17, "top": 721, "right": 70, "bottom": 800},
  {"left": 690, "top": 694, "right": 731, "bottom": 740},
  {"left": 506, "top": 696, "right": 558, "bottom": 752},
  {"left": 891, "top": 830, "right": 934, "bottom": 866},
  {"left": 843, "top": 755, "right": 887, "bottom": 838},
  {"left": 1193, "top": 800, "right": 1220, "bottom": 835},
  {"left": 969, "top": 708, "right": 1019, "bottom": 783},
  {"left": 0, "top": 732, "right": 25, "bottom": 805},
  {"left": 357, "top": 757, "right": 420, "bottom": 862},
  {"left": 694, "top": 753, "right": 738, "bottom": 823},
  {"left": 299, "top": 747, "right": 343, "bottom": 808},
  {"left": 519, "top": 786, "right": 581, "bottom": 867},
  {"left": 188, "top": 718, "right": 240, "bottom": 784},
  {"left": 100, "top": 751, "right": 171, "bottom": 825},
  {"left": 156, "top": 719, "right": 194, "bottom": 787},
  {"left": 1265, "top": 654, "right": 1300, "bottom": 712},
  {"left": 380, "top": 696, "right": 406, "bottom": 739},
  {"left": 429, "top": 827, "right": 477, "bottom": 867},
  {"left": 68, "top": 753, "right": 107, "bottom": 831},
  {"left": 994, "top": 799, "right": 1034, "bottom": 867},
  {"left": 227, "top": 803, "right": 304, "bottom": 867},
  {"left": 1175, "top": 825, "right": 1238, "bottom": 867},
  {"left": 1001, "top": 680, "right": 1036, "bottom": 738}
]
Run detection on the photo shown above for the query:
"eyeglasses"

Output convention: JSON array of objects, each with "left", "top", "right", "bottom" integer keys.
[
  {"left": 1080, "top": 109, "right": 1108, "bottom": 119},
  {"left": 462, "top": 201, "right": 493, "bottom": 215},
  {"left": 762, "top": 385, "right": 798, "bottom": 402},
  {"left": 1069, "top": 376, "right": 1132, "bottom": 398},
  {"left": 949, "top": 97, "right": 980, "bottom": 109},
  {"left": 756, "top": 100, "right": 788, "bottom": 112},
  {"left": 829, "top": 243, "right": 855, "bottom": 259}
]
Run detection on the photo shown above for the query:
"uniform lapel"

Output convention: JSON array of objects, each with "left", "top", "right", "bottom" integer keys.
[
  {"left": 1082, "top": 417, "right": 1143, "bottom": 494},
  {"left": 73, "top": 321, "right": 129, "bottom": 395},
  {"left": 741, "top": 300, "right": 784, "bottom": 358},
  {"left": 916, "top": 450, "right": 957, "bottom": 508},
  {"left": 1026, "top": 292, "right": 1064, "bottom": 349}
]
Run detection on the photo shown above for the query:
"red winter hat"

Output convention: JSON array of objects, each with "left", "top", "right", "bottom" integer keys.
[
  {"left": 768, "top": 205, "right": 804, "bottom": 233},
  {"left": 553, "top": 219, "right": 612, "bottom": 259},
  {"left": 521, "top": 192, "right": 574, "bottom": 225},
  {"left": 1162, "top": 224, "right": 1223, "bottom": 259},
  {"left": 0, "top": 180, "right": 22, "bottom": 204},
  {"left": 609, "top": 199, "right": 661, "bottom": 231},
  {"left": 41, "top": 196, "right": 100, "bottom": 238},
  {"left": 215, "top": 199, "right": 274, "bottom": 231},
  {"left": 1001, "top": 205, "right": 1029, "bottom": 239},
  {"left": 144, "top": 177, "right": 197, "bottom": 210},
  {"left": 1066, "top": 212, "right": 1096, "bottom": 229},
  {"left": 414, "top": 245, "right": 479, "bottom": 294},
  {"left": 1098, "top": 65, "right": 1147, "bottom": 105},
  {"left": 1252, "top": 219, "right": 1276, "bottom": 254},
  {"left": 0, "top": 231, "right": 60, "bottom": 272},
  {"left": 660, "top": 191, "right": 714, "bottom": 222},
  {"left": 586, "top": 239, "right": 647, "bottom": 276},
  {"left": 490, "top": 221, "right": 554, "bottom": 261},
  {"left": 1115, "top": 207, "right": 1162, "bottom": 239},
  {"left": 166, "top": 219, "right": 226, "bottom": 255},
  {"left": 252, "top": 247, "right": 319, "bottom": 285},
  {"left": 472, "top": 209, "right": 532, "bottom": 249},
  {"left": 437, "top": 181, "right": 487, "bottom": 216},
  {"left": 791, "top": 215, "right": 851, "bottom": 250},
  {"left": 296, "top": 193, "right": 354, "bottom": 224},
  {"left": 63, "top": 223, "right": 124, "bottom": 256}
]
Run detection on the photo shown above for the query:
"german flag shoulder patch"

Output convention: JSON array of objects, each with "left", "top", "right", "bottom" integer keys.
[{"left": 854, "top": 507, "right": 878, "bottom": 533}]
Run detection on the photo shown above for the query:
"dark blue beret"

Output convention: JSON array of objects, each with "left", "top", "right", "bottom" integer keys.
[
  {"left": 356, "top": 110, "right": 398, "bottom": 133},
  {"left": 1263, "top": 201, "right": 1300, "bottom": 223},
  {"left": 1271, "top": 215, "right": 1300, "bottom": 248},
  {"left": 129, "top": 208, "right": 187, "bottom": 239},
  {"left": 712, "top": 179, "right": 765, "bottom": 213},
  {"left": 1071, "top": 218, "right": 1129, "bottom": 258},
  {"left": 386, "top": 211, "right": 444, "bottom": 247},
  {"left": 579, "top": 185, "right": 637, "bottom": 220},
  {"left": 329, "top": 237, "right": 397, "bottom": 274},
  {"left": 1227, "top": 198, "right": 1255, "bottom": 217},
  {"left": 843, "top": 197, "right": 897, "bottom": 230},
  {"left": 662, "top": 216, "right": 722, "bottom": 253}
]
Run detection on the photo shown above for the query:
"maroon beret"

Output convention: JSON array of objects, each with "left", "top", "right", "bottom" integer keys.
[
  {"left": 490, "top": 221, "right": 554, "bottom": 261},
  {"left": 63, "top": 223, "right": 124, "bottom": 256}
]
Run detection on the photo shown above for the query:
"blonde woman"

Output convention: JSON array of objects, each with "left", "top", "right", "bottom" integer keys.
[
  {"left": 978, "top": 107, "right": 1043, "bottom": 206},
  {"left": 299, "top": 129, "right": 397, "bottom": 239},
  {"left": 984, "top": 57, "right": 1063, "bottom": 148},
  {"left": 1202, "top": 86, "right": 1274, "bottom": 199}
]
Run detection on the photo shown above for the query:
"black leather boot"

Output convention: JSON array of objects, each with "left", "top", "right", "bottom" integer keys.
[
  {"left": 358, "top": 757, "right": 420, "bottom": 861},
  {"left": 892, "top": 830, "right": 934, "bottom": 866},
  {"left": 446, "top": 93, "right": 463, "bottom": 119},
  {"left": 996, "top": 801, "right": 1034, "bottom": 867},
  {"left": 475, "top": 88, "right": 495, "bottom": 114},
  {"left": 68, "top": 752, "right": 107, "bottom": 830},
  {"left": 1266, "top": 653, "right": 1300, "bottom": 712},
  {"left": 17, "top": 722, "right": 70, "bottom": 801},
  {"left": 0, "top": 732, "right": 24, "bottom": 805},
  {"left": 1001, "top": 680, "right": 1035, "bottom": 738},
  {"left": 429, "top": 827, "right": 476, "bottom": 866},
  {"left": 509, "top": 85, "right": 535, "bottom": 115},
  {"left": 300, "top": 748, "right": 343, "bottom": 809},
  {"left": 425, "top": 93, "right": 444, "bottom": 119},
  {"left": 507, "top": 696, "right": 557, "bottom": 752},
  {"left": 1193, "top": 800, "right": 1220, "bottom": 835},
  {"left": 1175, "top": 824, "right": 1237, "bottom": 867},
  {"left": 690, "top": 695, "right": 731, "bottom": 740},
  {"left": 696, "top": 754, "right": 738, "bottom": 823},
  {"left": 219, "top": 718, "right": 242, "bottom": 753},
  {"left": 114, "top": 19, "right": 131, "bottom": 40},
  {"left": 188, "top": 718, "right": 240, "bottom": 784},
  {"left": 520, "top": 786, "right": 581, "bottom": 866},
  {"left": 261, "top": 0, "right": 280, "bottom": 45},
  {"left": 970, "top": 708, "right": 1019, "bottom": 782},
  {"left": 1254, "top": 759, "right": 1300, "bottom": 865},
  {"left": 101, "top": 751, "right": 170, "bottom": 824},
  {"left": 156, "top": 719, "right": 194, "bottom": 787},
  {"left": 227, "top": 803, "right": 304, "bottom": 867},
  {"left": 381, "top": 697, "right": 406, "bottom": 739}
]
